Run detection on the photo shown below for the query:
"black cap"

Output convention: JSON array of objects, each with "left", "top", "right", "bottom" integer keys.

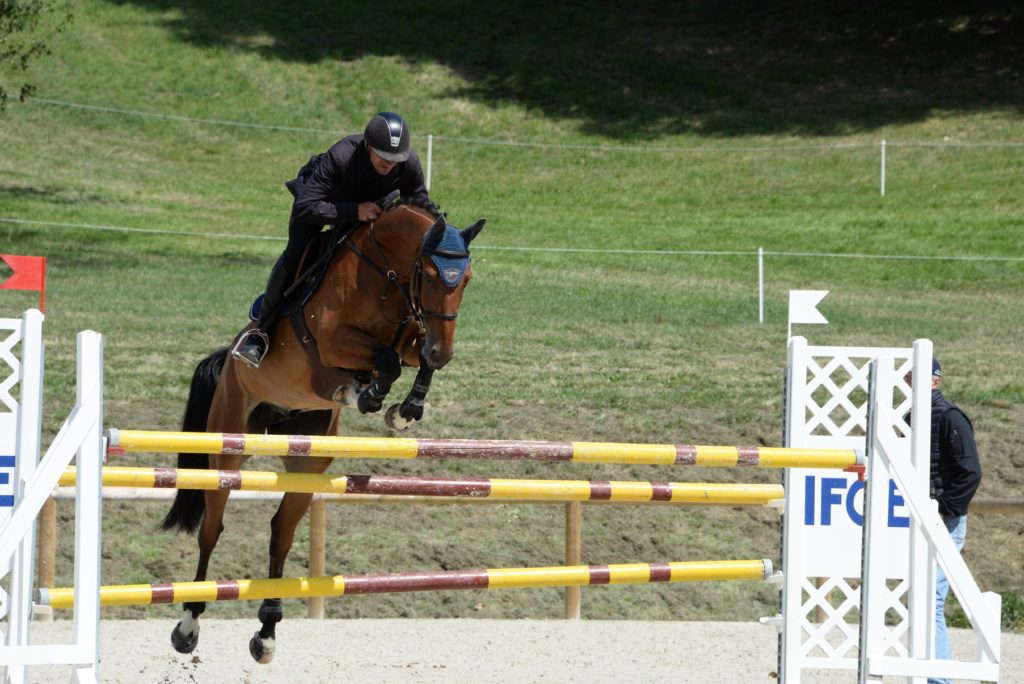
[
  {"left": 364, "top": 112, "right": 411, "bottom": 162},
  {"left": 932, "top": 358, "right": 942, "bottom": 377}
]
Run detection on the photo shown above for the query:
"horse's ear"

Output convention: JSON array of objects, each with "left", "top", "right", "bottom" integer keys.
[
  {"left": 426, "top": 215, "right": 446, "bottom": 243},
  {"left": 461, "top": 219, "right": 486, "bottom": 245}
]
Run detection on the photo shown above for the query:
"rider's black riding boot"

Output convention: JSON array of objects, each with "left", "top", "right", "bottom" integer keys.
[{"left": 232, "top": 258, "right": 291, "bottom": 368}]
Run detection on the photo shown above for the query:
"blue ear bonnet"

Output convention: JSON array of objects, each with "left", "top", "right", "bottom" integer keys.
[{"left": 423, "top": 225, "right": 471, "bottom": 287}]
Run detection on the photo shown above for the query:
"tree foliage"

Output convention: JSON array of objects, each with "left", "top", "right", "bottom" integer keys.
[{"left": 0, "top": 0, "right": 71, "bottom": 110}]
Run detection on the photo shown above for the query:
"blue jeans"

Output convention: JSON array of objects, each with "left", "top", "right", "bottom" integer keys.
[{"left": 929, "top": 514, "right": 967, "bottom": 684}]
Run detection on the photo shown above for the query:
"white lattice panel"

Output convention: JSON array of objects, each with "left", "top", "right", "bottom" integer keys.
[
  {"left": 800, "top": 576, "right": 861, "bottom": 660},
  {"left": 0, "top": 318, "right": 22, "bottom": 509},
  {"left": 781, "top": 337, "right": 921, "bottom": 682}
]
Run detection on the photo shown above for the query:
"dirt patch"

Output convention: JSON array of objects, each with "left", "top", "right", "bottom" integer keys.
[{"left": 6, "top": 619, "right": 1022, "bottom": 683}]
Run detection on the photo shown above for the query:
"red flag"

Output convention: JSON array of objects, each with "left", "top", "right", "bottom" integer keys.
[{"left": 0, "top": 255, "right": 47, "bottom": 312}]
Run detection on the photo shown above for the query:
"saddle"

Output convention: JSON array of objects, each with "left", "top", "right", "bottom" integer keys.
[
  {"left": 246, "top": 229, "right": 344, "bottom": 324},
  {"left": 243, "top": 229, "right": 371, "bottom": 400}
]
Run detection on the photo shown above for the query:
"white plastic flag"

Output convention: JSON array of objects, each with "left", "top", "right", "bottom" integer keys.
[{"left": 788, "top": 290, "right": 829, "bottom": 339}]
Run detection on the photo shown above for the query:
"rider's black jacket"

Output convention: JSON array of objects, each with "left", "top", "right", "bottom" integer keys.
[{"left": 289, "top": 135, "right": 429, "bottom": 226}]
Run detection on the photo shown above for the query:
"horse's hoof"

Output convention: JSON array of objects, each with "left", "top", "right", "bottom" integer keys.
[
  {"left": 249, "top": 632, "right": 276, "bottom": 664},
  {"left": 357, "top": 392, "right": 384, "bottom": 414},
  {"left": 171, "top": 622, "right": 199, "bottom": 654},
  {"left": 385, "top": 404, "right": 415, "bottom": 431}
]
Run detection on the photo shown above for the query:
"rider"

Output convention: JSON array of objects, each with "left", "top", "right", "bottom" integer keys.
[{"left": 233, "top": 111, "right": 432, "bottom": 368}]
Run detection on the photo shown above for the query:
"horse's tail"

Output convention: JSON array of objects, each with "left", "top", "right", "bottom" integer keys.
[{"left": 160, "top": 348, "right": 229, "bottom": 534}]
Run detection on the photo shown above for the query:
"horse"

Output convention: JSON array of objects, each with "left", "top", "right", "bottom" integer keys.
[{"left": 160, "top": 198, "right": 484, "bottom": 663}]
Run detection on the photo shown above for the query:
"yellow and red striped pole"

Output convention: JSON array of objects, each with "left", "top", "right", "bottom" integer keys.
[
  {"left": 38, "top": 559, "right": 774, "bottom": 609},
  {"left": 57, "top": 466, "right": 785, "bottom": 505},
  {"left": 107, "top": 429, "right": 860, "bottom": 469}
]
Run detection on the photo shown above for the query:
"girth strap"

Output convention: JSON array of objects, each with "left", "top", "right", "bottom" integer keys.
[{"left": 288, "top": 305, "right": 368, "bottom": 402}]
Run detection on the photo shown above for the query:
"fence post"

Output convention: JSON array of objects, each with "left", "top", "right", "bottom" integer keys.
[
  {"left": 307, "top": 496, "right": 326, "bottom": 619},
  {"left": 35, "top": 496, "right": 57, "bottom": 620},
  {"left": 880, "top": 139, "right": 887, "bottom": 197},
  {"left": 564, "top": 501, "right": 581, "bottom": 619},
  {"left": 758, "top": 247, "right": 764, "bottom": 324},
  {"left": 426, "top": 134, "right": 433, "bottom": 191}
]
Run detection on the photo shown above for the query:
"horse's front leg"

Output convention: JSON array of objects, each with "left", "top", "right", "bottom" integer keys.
[
  {"left": 357, "top": 346, "right": 401, "bottom": 414},
  {"left": 385, "top": 362, "right": 434, "bottom": 431}
]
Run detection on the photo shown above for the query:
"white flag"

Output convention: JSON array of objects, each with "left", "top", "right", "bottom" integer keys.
[{"left": 788, "top": 290, "right": 829, "bottom": 327}]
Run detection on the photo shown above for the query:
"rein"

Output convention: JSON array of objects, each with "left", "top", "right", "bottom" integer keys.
[{"left": 345, "top": 228, "right": 423, "bottom": 343}]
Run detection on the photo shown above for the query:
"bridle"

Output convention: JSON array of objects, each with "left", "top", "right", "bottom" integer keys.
[
  {"left": 344, "top": 218, "right": 467, "bottom": 345},
  {"left": 413, "top": 240, "right": 469, "bottom": 322}
]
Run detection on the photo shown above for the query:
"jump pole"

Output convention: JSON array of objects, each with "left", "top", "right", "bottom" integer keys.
[
  {"left": 107, "top": 429, "right": 861, "bottom": 470},
  {"left": 38, "top": 559, "right": 775, "bottom": 610},
  {"left": 57, "top": 466, "right": 785, "bottom": 505}
]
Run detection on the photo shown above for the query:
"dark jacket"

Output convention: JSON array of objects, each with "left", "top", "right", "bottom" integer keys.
[
  {"left": 289, "top": 135, "right": 429, "bottom": 226},
  {"left": 930, "top": 389, "right": 982, "bottom": 517}
]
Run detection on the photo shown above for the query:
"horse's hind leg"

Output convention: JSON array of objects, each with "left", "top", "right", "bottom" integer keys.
[
  {"left": 172, "top": 357, "right": 250, "bottom": 655},
  {"left": 172, "top": 485, "right": 235, "bottom": 654},
  {"left": 248, "top": 409, "right": 337, "bottom": 664},
  {"left": 248, "top": 489, "right": 318, "bottom": 663}
]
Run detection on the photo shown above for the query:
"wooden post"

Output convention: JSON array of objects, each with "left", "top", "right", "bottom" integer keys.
[
  {"left": 971, "top": 498, "right": 1024, "bottom": 514},
  {"left": 564, "top": 501, "right": 581, "bottom": 619},
  {"left": 307, "top": 496, "right": 326, "bottom": 619},
  {"left": 35, "top": 496, "right": 57, "bottom": 621}
]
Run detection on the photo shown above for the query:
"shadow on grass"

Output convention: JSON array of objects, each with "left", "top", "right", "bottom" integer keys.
[
  {"left": 0, "top": 183, "right": 108, "bottom": 206},
  {"left": 104, "top": 0, "right": 1023, "bottom": 139}
]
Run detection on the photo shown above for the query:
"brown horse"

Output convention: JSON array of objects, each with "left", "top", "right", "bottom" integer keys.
[{"left": 161, "top": 199, "right": 484, "bottom": 663}]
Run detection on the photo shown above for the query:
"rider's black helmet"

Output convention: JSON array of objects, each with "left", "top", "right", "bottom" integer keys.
[{"left": 364, "top": 112, "right": 411, "bottom": 162}]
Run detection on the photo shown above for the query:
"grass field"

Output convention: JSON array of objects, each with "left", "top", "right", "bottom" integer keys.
[{"left": 1, "top": 1, "right": 1022, "bottom": 628}]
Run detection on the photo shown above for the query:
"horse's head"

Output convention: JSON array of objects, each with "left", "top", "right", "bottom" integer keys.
[{"left": 414, "top": 213, "right": 485, "bottom": 369}]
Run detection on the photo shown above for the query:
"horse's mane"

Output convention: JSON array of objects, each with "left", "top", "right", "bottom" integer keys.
[{"left": 392, "top": 196, "right": 445, "bottom": 221}]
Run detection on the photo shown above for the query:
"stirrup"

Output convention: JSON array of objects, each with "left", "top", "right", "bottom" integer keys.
[{"left": 231, "top": 329, "right": 270, "bottom": 369}]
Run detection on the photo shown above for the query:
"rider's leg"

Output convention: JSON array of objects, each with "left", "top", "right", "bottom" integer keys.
[
  {"left": 233, "top": 221, "right": 319, "bottom": 368},
  {"left": 256, "top": 256, "right": 291, "bottom": 331}
]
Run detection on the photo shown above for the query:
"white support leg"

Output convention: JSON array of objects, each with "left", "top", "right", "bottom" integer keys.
[
  {"left": 861, "top": 355, "right": 1000, "bottom": 682},
  {"left": 70, "top": 331, "right": 104, "bottom": 684},
  {"left": 906, "top": 340, "right": 933, "bottom": 684}
]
